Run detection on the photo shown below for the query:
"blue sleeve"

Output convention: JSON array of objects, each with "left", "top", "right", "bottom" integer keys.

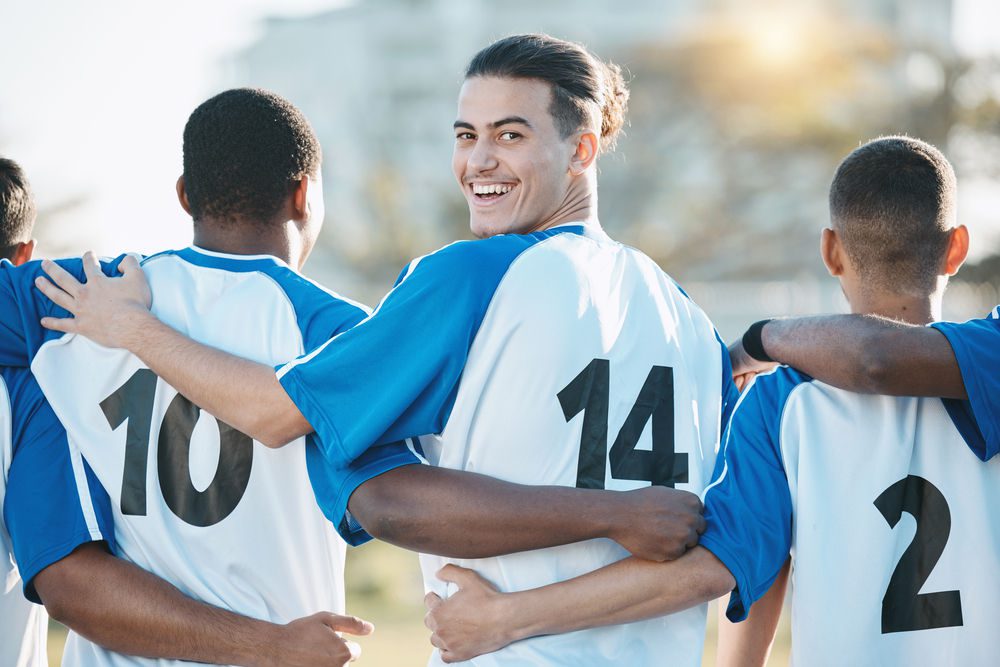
[
  {"left": 2, "top": 369, "right": 115, "bottom": 603},
  {"left": 305, "top": 438, "right": 421, "bottom": 545},
  {"left": 0, "top": 256, "right": 127, "bottom": 367},
  {"left": 276, "top": 233, "right": 550, "bottom": 467},
  {"left": 931, "top": 309, "right": 1000, "bottom": 461},
  {"left": 700, "top": 368, "right": 807, "bottom": 622},
  {"left": 717, "top": 331, "right": 739, "bottom": 430}
]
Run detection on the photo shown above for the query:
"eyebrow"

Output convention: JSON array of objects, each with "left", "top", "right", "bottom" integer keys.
[{"left": 453, "top": 116, "right": 534, "bottom": 131}]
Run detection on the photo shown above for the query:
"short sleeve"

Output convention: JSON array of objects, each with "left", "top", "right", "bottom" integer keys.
[
  {"left": 305, "top": 438, "right": 423, "bottom": 545},
  {"left": 700, "top": 368, "right": 806, "bottom": 622},
  {"left": 931, "top": 310, "right": 1000, "bottom": 460},
  {"left": 276, "top": 233, "right": 552, "bottom": 467},
  {"left": 2, "top": 369, "right": 115, "bottom": 603}
]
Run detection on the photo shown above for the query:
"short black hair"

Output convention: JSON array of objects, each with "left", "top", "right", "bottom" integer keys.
[
  {"left": 0, "top": 157, "right": 36, "bottom": 254},
  {"left": 465, "top": 34, "right": 629, "bottom": 153},
  {"left": 830, "top": 136, "right": 956, "bottom": 292},
  {"left": 182, "top": 88, "right": 321, "bottom": 224}
]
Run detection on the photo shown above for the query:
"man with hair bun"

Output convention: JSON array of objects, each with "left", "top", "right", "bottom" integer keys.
[
  {"left": 425, "top": 136, "right": 1000, "bottom": 667},
  {"left": 38, "top": 34, "right": 737, "bottom": 665}
]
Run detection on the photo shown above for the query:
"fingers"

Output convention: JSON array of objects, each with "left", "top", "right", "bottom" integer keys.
[
  {"left": 344, "top": 640, "right": 361, "bottom": 662},
  {"left": 695, "top": 512, "right": 707, "bottom": 535},
  {"left": 82, "top": 250, "right": 103, "bottom": 280},
  {"left": 424, "top": 591, "right": 442, "bottom": 610},
  {"left": 39, "top": 316, "right": 79, "bottom": 334},
  {"left": 34, "top": 275, "right": 76, "bottom": 311},
  {"left": 118, "top": 253, "right": 141, "bottom": 276},
  {"left": 436, "top": 563, "right": 485, "bottom": 589},
  {"left": 321, "top": 613, "right": 374, "bottom": 636},
  {"left": 40, "top": 259, "right": 84, "bottom": 298}
]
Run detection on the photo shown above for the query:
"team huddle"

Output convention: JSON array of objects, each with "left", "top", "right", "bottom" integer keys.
[{"left": 1, "top": 33, "right": 998, "bottom": 667}]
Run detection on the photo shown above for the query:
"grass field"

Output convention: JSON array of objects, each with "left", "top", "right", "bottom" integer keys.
[{"left": 47, "top": 541, "right": 791, "bottom": 665}]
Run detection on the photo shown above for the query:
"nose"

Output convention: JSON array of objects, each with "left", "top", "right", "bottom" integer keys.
[{"left": 467, "top": 137, "right": 498, "bottom": 175}]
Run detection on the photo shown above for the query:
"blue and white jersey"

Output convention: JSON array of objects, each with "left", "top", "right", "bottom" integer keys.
[
  {"left": 701, "top": 366, "right": 1000, "bottom": 667},
  {"left": 278, "top": 222, "right": 737, "bottom": 667},
  {"left": 26, "top": 247, "right": 419, "bottom": 667},
  {"left": 1, "top": 367, "right": 115, "bottom": 667},
  {"left": 931, "top": 306, "right": 1000, "bottom": 460}
]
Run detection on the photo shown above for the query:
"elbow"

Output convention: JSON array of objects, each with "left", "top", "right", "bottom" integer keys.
[
  {"left": 704, "top": 566, "right": 737, "bottom": 601},
  {"left": 249, "top": 412, "right": 310, "bottom": 448},
  {"left": 857, "top": 331, "right": 899, "bottom": 394}
]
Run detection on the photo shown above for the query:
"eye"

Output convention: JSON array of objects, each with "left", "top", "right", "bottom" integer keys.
[
  {"left": 499, "top": 131, "right": 521, "bottom": 141},
  {"left": 455, "top": 132, "right": 476, "bottom": 141}
]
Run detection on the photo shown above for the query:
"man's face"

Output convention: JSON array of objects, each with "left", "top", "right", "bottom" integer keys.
[{"left": 453, "top": 76, "right": 578, "bottom": 238}]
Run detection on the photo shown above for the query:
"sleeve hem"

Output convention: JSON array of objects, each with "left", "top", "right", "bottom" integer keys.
[
  {"left": 698, "top": 535, "right": 753, "bottom": 622},
  {"left": 18, "top": 533, "right": 109, "bottom": 604},
  {"left": 332, "top": 452, "right": 424, "bottom": 546}
]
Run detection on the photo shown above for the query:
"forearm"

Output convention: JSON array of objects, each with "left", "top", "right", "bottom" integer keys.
[
  {"left": 122, "top": 312, "right": 310, "bottom": 445},
  {"left": 762, "top": 315, "right": 965, "bottom": 398},
  {"left": 505, "top": 548, "right": 733, "bottom": 641},
  {"left": 716, "top": 558, "right": 788, "bottom": 667},
  {"left": 35, "top": 545, "right": 284, "bottom": 666},
  {"left": 349, "top": 465, "right": 616, "bottom": 558}
]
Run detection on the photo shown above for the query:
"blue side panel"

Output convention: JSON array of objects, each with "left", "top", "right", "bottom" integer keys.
[
  {"left": 931, "top": 311, "right": 1000, "bottom": 460},
  {"left": 2, "top": 368, "right": 114, "bottom": 602},
  {"left": 700, "top": 366, "right": 811, "bottom": 622}
]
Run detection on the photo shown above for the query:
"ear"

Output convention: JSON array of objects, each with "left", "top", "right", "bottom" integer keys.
[
  {"left": 820, "top": 227, "right": 844, "bottom": 277},
  {"left": 942, "top": 224, "right": 969, "bottom": 276},
  {"left": 176, "top": 176, "right": 192, "bottom": 215},
  {"left": 10, "top": 239, "right": 35, "bottom": 266},
  {"left": 291, "top": 177, "right": 310, "bottom": 222},
  {"left": 568, "top": 131, "right": 599, "bottom": 176}
]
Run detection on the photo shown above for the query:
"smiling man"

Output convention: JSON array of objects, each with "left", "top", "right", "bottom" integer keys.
[{"left": 38, "top": 35, "right": 736, "bottom": 666}]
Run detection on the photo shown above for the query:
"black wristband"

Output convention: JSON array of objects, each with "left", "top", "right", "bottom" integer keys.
[{"left": 742, "top": 319, "right": 775, "bottom": 363}]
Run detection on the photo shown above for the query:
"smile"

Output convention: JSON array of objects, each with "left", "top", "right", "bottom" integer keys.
[{"left": 470, "top": 182, "right": 517, "bottom": 205}]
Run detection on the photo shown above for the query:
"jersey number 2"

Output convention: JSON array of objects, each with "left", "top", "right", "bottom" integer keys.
[
  {"left": 100, "top": 369, "right": 254, "bottom": 527},
  {"left": 874, "top": 475, "right": 963, "bottom": 634},
  {"left": 558, "top": 359, "right": 685, "bottom": 490}
]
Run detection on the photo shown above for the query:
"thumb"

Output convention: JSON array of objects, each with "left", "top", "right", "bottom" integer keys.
[
  {"left": 436, "top": 564, "right": 490, "bottom": 590},
  {"left": 320, "top": 613, "right": 374, "bottom": 636}
]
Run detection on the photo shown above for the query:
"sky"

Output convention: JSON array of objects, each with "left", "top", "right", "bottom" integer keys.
[{"left": 1, "top": 0, "right": 998, "bottom": 260}]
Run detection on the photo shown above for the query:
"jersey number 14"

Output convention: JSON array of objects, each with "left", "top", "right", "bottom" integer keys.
[
  {"left": 100, "top": 369, "right": 254, "bottom": 527},
  {"left": 558, "top": 359, "right": 686, "bottom": 490}
]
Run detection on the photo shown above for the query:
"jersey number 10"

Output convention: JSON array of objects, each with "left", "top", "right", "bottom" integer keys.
[
  {"left": 100, "top": 369, "right": 254, "bottom": 527},
  {"left": 558, "top": 359, "right": 686, "bottom": 490}
]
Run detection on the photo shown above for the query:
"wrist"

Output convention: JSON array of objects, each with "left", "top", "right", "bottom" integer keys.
[
  {"left": 741, "top": 319, "right": 775, "bottom": 363},
  {"left": 243, "top": 622, "right": 285, "bottom": 667},
  {"left": 117, "top": 308, "right": 158, "bottom": 352},
  {"left": 497, "top": 591, "right": 534, "bottom": 644}
]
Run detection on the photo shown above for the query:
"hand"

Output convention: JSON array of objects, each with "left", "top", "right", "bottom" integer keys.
[
  {"left": 607, "top": 486, "right": 704, "bottom": 561},
  {"left": 729, "top": 339, "right": 777, "bottom": 383},
  {"left": 424, "top": 565, "right": 515, "bottom": 663},
  {"left": 264, "top": 612, "right": 373, "bottom": 667},
  {"left": 35, "top": 251, "right": 153, "bottom": 349}
]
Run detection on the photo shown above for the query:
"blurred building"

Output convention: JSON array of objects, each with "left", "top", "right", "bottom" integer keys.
[{"left": 221, "top": 0, "right": 990, "bottom": 328}]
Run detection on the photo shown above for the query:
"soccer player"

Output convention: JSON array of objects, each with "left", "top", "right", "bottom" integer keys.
[
  {"left": 0, "top": 157, "right": 373, "bottom": 667},
  {"left": 37, "top": 35, "right": 737, "bottom": 665},
  {"left": 422, "top": 136, "right": 1000, "bottom": 666},
  {"left": 14, "top": 85, "right": 705, "bottom": 664}
]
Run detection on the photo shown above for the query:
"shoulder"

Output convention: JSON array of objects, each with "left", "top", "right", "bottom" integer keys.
[{"left": 731, "top": 367, "right": 815, "bottom": 435}]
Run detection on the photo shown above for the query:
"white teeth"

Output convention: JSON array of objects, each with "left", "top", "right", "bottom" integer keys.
[{"left": 472, "top": 184, "right": 513, "bottom": 195}]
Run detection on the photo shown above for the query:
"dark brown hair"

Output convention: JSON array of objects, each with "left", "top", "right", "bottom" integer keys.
[
  {"left": 465, "top": 34, "right": 629, "bottom": 153},
  {"left": 0, "top": 157, "right": 36, "bottom": 256}
]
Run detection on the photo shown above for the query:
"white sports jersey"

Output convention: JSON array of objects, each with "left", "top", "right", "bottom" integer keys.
[
  {"left": 703, "top": 367, "right": 1000, "bottom": 666},
  {"left": 30, "top": 247, "right": 418, "bottom": 666},
  {"left": 0, "top": 374, "right": 47, "bottom": 667},
  {"left": 278, "top": 222, "right": 737, "bottom": 666}
]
